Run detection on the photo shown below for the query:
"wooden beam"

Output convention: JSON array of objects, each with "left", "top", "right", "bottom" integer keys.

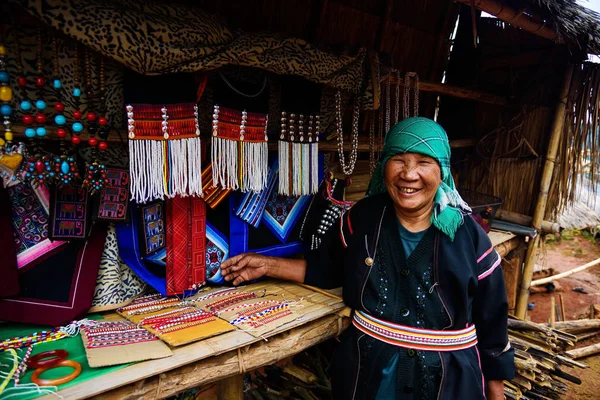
[
  {"left": 385, "top": 75, "right": 507, "bottom": 105},
  {"left": 516, "top": 64, "right": 574, "bottom": 318},
  {"left": 374, "top": 0, "right": 394, "bottom": 52},
  {"left": 566, "top": 343, "right": 600, "bottom": 359},
  {"left": 455, "top": 0, "right": 558, "bottom": 41}
]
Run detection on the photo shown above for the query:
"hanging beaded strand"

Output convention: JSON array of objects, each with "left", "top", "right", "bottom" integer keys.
[
  {"left": 96, "top": 56, "right": 109, "bottom": 150},
  {"left": 22, "top": 27, "right": 54, "bottom": 185},
  {"left": 52, "top": 33, "right": 78, "bottom": 186},
  {"left": 403, "top": 72, "right": 420, "bottom": 119},
  {"left": 71, "top": 45, "right": 83, "bottom": 145},
  {"left": 0, "top": 35, "right": 14, "bottom": 147},
  {"left": 335, "top": 90, "right": 359, "bottom": 176},
  {"left": 82, "top": 49, "right": 107, "bottom": 194}
]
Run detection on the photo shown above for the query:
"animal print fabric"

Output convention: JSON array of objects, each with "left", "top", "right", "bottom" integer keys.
[
  {"left": 90, "top": 224, "right": 146, "bottom": 312},
  {"left": 13, "top": 0, "right": 375, "bottom": 106}
]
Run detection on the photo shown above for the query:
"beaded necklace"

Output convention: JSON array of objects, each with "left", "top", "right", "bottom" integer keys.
[
  {"left": 218, "top": 299, "right": 281, "bottom": 316},
  {"left": 158, "top": 317, "right": 217, "bottom": 334},
  {"left": 51, "top": 33, "right": 78, "bottom": 186},
  {"left": 0, "top": 328, "right": 67, "bottom": 351},
  {"left": 126, "top": 300, "right": 185, "bottom": 316},
  {"left": 0, "top": 349, "right": 18, "bottom": 394},
  {"left": 82, "top": 322, "right": 158, "bottom": 349},
  {"left": 119, "top": 296, "right": 173, "bottom": 312},
  {"left": 139, "top": 306, "right": 196, "bottom": 325},
  {"left": 204, "top": 291, "right": 257, "bottom": 313},
  {"left": 230, "top": 303, "right": 290, "bottom": 326},
  {"left": 335, "top": 90, "right": 359, "bottom": 176},
  {"left": 195, "top": 287, "right": 238, "bottom": 302},
  {"left": 13, "top": 346, "right": 33, "bottom": 387},
  {"left": 152, "top": 311, "right": 215, "bottom": 332},
  {"left": 82, "top": 49, "right": 107, "bottom": 193}
]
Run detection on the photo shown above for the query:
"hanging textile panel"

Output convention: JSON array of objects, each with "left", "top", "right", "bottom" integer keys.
[
  {"left": 200, "top": 163, "right": 232, "bottom": 209},
  {"left": 96, "top": 168, "right": 130, "bottom": 222},
  {"left": 211, "top": 105, "right": 269, "bottom": 193},
  {"left": 8, "top": 181, "right": 66, "bottom": 269},
  {"left": 165, "top": 196, "right": 206, "bottom": 295},
  {"left": 127, "top": 103, "right": 202, "bottom": 203},
  {"left": 234, "top": 163, "right": 277, "bottom": 227}
]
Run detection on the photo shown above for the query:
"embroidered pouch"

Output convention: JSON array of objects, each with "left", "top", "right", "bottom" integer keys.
[
  {"left": 49, "top": 184, "right": 90, "bottom": 240},
  {"left": 96, "top": 168, "right": 130, "bottom": 222}
]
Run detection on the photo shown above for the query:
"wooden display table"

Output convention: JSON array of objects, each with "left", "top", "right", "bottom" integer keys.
[{"left": 40, "top": 282, "right": 349, "bottom": 400}]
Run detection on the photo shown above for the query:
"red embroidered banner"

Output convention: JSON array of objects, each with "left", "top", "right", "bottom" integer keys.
[{"left": 166, "top": 196, "right": 206, "bottom": 295}]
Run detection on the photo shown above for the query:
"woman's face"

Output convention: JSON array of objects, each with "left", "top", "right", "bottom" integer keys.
[{"left": 384, "top": 152, "right": 442, "bottom": 216}]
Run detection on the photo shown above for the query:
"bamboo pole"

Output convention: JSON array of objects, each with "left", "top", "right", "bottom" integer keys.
[
  {"left": 495, "top": 209, "right": 561, "bottom": 234},
  {"left": 550, "top": 297, "right": 556, "bottom": 328},
  {"left": 566, "top": 343, "right": 600, "bottom": 359},
  {"left": 591, "top": 304, "right": 596, "bottom": 319},
  {"left": 455, "top": 0, "right": 558, "bottom": 41},
  {"left": 516, "top": 64, "right": 574, "bottom": 318},
  {"left": 551, "top": 319, "right": 600, "bottom": 331},
  {"left": 531, "top": 258, "right": 600, "bottom": 286}
]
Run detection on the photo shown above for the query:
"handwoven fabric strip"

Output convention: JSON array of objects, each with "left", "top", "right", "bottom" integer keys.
[
  {"left": 234, "top": 164, "right": 277, "bottom": 227},
  {"left": 49, "top": 185, "right": 89, "bottom": 240},
  {"left": 8, "top": 182, "right": 66, "bottom": 269},
  {"left": 201, "top": 163, "right": 232, "bottom": 209},
  {"left": 353, "top": 310, "right": 477, "bottom": 352},
  {"left": 190, "top": 197, "right": 207, "bottom": 287},
  {"left": 97, "top": 168, "right": 130, "bottom": 221}
]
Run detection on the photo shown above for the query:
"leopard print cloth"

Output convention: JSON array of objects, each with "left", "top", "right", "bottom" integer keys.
[
  {"left": 13, "top": 0, "right": 377, "bottom": 108},
  {"left": 90, "top": 223, "right": 146, "bottom": 312}
]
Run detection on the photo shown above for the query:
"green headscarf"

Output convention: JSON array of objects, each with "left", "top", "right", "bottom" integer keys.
[{"left": 366, "top": 117, "right": 470, "bottom": 241}]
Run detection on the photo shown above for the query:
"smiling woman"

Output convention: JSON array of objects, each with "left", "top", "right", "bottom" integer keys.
[{"left": 220, "top": 117, "right": 514, "bottom": 400}]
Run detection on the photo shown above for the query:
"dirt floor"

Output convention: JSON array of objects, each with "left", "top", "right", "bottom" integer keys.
[{"left": 527, "top": 231, "right": 600, "bottom": 399}]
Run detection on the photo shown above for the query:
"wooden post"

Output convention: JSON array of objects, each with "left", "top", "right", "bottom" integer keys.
[
  {"left": 560, "top": 294, "right": 566, "bottom": 321},
  {"left": 217, "top": 375, "right": 243, "bottom": 400},
  {"left": 515, "top": 64, "right": 574, "bottom": 319}
]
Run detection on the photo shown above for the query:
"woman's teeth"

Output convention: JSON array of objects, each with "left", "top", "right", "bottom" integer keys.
[{"left": 399, "top": 188, "right": 418, "bottom": 193}]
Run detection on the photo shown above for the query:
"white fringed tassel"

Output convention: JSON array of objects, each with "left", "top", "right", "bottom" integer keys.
[
  {"left": 292, "top": 142, "right": 301, "bottom": 196},
  {"left": 278, "top": 140, "right": 290, "bottom": 196},
  {"left": 187, "top": 137, "right": 203, "bottom": 197},
  {"left": 129, "top": 139, "right": 166, "bottom": 204},
  {"left": 241, "top": 141, "right": 268, "bottom": 192},
  {"left": 310, "top": 142, "right": 319, "bottom": 194},
  {"left": 168, "top": 139, "right": 187, "bottom": 198},
  {"left": 212, "top": 136, "right": 239, "bottom": 191},
  {"left": 301, "top": 143, "right": 309, "bottom": 195}
]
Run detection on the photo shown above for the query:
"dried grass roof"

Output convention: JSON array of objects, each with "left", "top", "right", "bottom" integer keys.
[{"left": 521, "top": 0, "right": 600, "bottom": 54}]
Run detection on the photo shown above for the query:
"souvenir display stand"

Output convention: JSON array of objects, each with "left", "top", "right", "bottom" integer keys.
[{"left": 5, "top": 0, "right": 597, "bottom": 397}]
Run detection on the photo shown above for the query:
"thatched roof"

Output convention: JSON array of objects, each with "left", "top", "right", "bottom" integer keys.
[{"left": 523, "top": 0, "right": 600, "bottom": 54}]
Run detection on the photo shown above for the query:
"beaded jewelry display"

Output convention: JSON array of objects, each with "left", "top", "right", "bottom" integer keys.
[
  {"left": 119, "top": 297, "right": 183, "bottom": 316},
  {"left": 334, "top": 91, "right": 360, "bottom": 176},
  {"left": 0, "top": 37, "right": 25, "bottom": 186},
  {"left": 0, "top": 328, "right": 68, "bottom": 351},
  {"left": 51, "top": 34, "right": 79, "bottom": 186},
  {"left": 82, "top": 50, "right": 107, "bottom": 193},
  {"left": 204, "top": 291, "right": 258, "bottom": 313},
  {"left": 138, "top": 306, "right": 197, "bottom": 326},
  {"left": 230, "top": 303, "right": 291, "bottom": 327},
  {"left": 211, "top": 105, "right": 269, "bottom": 192},
  {"left": 127, "top": 103, "right": 202, "bottom": 203},
  {"left": 21, "top": 27, "right": 55, "bottom": 185},
  {"left": 151, "top": 310, "right": 215, "bottom": 332},
  {"left": 278, "top": 112, "right": 319, "bottom": 195},
  {"left": 70, "top": 45, "right": 84, "bottom": 145}
]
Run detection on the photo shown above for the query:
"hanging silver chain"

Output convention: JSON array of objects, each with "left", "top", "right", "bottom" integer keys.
[
  {"left": 403, "top": 72, "right": 420, "bottom": 119},
  {"left": 394, "top": 70, "right": 400, "bottom": 124},
  {"left": 219, "top": 71, "right": 268, "bottom": 98},
  {"left": 335, "top": 90, "right": 359, "bottom": 176},
  {"left": 385, "top": 75, "right": 391, "bottom": 134}
]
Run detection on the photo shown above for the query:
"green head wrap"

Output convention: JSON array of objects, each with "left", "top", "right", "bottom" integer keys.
[{"left": 366, "top": 117, "right": 470, "bottom": 241}]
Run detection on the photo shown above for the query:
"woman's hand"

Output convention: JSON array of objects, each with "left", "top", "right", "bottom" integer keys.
[
  {"left": 220, "top": 253, "right": 308, "bottom": 286},
  {"left": 220, "top": 253, "right": 272, "bottom": 286}
]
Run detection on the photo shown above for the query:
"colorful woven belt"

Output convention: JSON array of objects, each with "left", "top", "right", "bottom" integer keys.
[{"left": 353, "top": 310, "right": 477, "bottom": 351}]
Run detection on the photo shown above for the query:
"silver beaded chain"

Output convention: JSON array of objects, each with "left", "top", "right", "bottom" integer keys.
[
  {"left": 335, "top": 90, "right": 359, "bottom": 176},
  {"left": 403, "top": 72, "right": 420, "bottom": 119},
  {"left": 394, "top": 70, "right": 400, "bottom": 124}
]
